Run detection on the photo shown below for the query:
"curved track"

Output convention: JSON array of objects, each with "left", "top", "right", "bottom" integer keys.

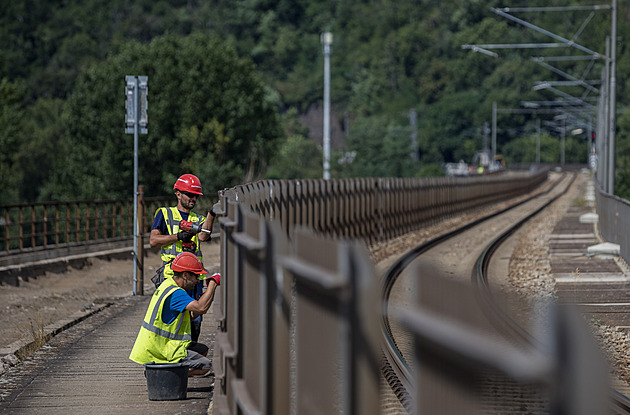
[{"left": 380, "top": 172, "right": 630, "bottom": 414}]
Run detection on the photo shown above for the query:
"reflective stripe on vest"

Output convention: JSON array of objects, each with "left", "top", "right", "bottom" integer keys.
[
  {"left": 128, "top": 278, "right": 192, "bottom": 364},
  {"left": 159, "top": 207, "right": 203, "bottom": 263},
  {"left": 141, "top": 285, "right": 191, "bottom": 341}
]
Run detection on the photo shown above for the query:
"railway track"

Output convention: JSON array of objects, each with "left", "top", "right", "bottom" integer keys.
[{"left": 380, "top": 171, "right": 630, "bottom": 414}]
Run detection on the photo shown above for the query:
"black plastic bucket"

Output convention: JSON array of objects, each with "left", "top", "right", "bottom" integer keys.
[{"left": 144, "top": 362, "right": 188, "bottom": 400}]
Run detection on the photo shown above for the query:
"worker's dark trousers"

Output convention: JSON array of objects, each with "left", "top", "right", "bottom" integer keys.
[
  {"left": 191, "top": 320, "right": 201, "bottom": 343},
  {"left": 188, "top": 320, "right": 209, "bottom": 356}
]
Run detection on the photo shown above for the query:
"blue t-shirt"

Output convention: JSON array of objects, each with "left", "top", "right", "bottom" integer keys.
[{"left": 161, "top": 288, "right": 194, "bottom": 325}]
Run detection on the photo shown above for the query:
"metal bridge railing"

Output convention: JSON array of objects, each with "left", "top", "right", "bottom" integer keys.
[
  {"left": 595, "top": 175, "right": 630, "bottom": 264},
  {"left": 394, "top": 265, "right": 608, "bottom": 415},
  {"left": 0, "top": 194, "right": 215, "bottom": 266},
  {"left": 212, "top": 199, "right": 381, "bottom": 415},
  {"left": 213, "top": 171, "right": 609, "bottom": 415},
  {"left": 0, "top": 171, "right": 547, "bottom": 264},
  {"left": 225, "top": 171, "right": 548, "bottom": 244}
]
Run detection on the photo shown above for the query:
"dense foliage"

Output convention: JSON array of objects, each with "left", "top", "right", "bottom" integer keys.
[
  {"left": 41, "top": 34, "right": 281, "bottom": 200},
  {"left": 1, "top": 0, "right": 628, "bottom": 204}
]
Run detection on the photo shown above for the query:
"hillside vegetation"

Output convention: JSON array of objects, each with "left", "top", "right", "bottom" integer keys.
[{"left": 1, "top": 0, "right": 628, "bottom": 203}]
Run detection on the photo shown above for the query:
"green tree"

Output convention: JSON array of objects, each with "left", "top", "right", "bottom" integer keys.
[
  {"left": 502, "top": 133, "right": 588, "bottom": 165},
  {"left": 342, "top": 115, "right": 416, "bottom": 178},
  {"left": 266, "top": 107, "right": 322, "bottom": 179},
  {"left": 266, "top": 135, "right": 323, "bottom": 179},
  {"left": 44, "top": 33, "right": 282, "bottom": 200},
  {"left": 419, "top": 90, "right": 484, "bottom": 164},
  {"left": 613, "top": 110, "right": 630, "bottom": 199},
  {"left": 0, "top": 78, "right": 26, "bottom": 205},
  {"left": 19, "top": 98, "right": 65, "bottom": 202},
  {"left": 2, "top": 0, "right": 630, "bottom": 202},
  {"left": 416, "top": 163, "right": 444, "bottom": 177}
]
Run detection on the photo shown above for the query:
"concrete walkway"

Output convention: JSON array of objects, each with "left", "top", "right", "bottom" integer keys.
[{"left": 0, "top": 291, "right": 217, "bottom": 414}]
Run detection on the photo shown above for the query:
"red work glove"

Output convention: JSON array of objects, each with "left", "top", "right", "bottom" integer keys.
[{"left": 208, "top": 273, "right": 221, "bottom": 285}]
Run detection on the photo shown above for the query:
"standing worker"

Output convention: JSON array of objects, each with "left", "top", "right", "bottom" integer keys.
[
  {"left": 150, "top": 173, "right": 218, "bottom": 347},
  {"left": 129, "top": 252, "right": 221, "bottom": 376}
]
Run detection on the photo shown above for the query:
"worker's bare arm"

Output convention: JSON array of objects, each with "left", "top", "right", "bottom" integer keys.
[
  {"left": 198, "top": 212, "right": 215, "bottom": 242},
  {"left": 150, "top": 229, "right": 178, "bottom": 248},
  {"left": 185, "top": 280, "right": 219, "bottom": 317}
]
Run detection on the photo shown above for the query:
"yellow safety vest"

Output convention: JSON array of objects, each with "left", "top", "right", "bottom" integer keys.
[
  {"left": 156, "top": 207, "right": 204, "bottom": 280},
  {"left": 129, "top": 278, "right": 192, "bottom": 364}
]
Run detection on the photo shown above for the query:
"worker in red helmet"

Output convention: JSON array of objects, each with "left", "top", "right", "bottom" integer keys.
[
  {"left": 130, "top": 252, "right": 221, "bottom": 377},
  {"left": 149, "top": 173, "right": 219, "bottom": 346}
]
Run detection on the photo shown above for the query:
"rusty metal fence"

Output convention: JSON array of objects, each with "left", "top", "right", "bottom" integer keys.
[
  {"left": 212, "top": 205, "right": 608, "bottom": 414},
  {"left": 394, "top": 265, "right": 608, "bottom": 415},
  {"left": 0, "top": 193, "right": 215, "bottom": 266},
  {"left": 0, "top": 172, "right": 546, "bottom": 264},
  {"left": 223, "top": 171, "right": 548, "bottom": 244},
  {"left": 212, "top": 199, "right": 382, "bottom": 415},
  {"left": 211, "top": 171, "right": 553, "bottom": 415}
]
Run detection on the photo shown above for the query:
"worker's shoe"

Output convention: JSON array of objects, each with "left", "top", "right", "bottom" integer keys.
[{"left": 188, "top": 368, "right": 212, "bottom": 377}]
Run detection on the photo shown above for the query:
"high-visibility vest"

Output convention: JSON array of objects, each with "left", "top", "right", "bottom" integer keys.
[
  {"left": 157, "top": 207, "right": 203, "bottom": 280},
  {"left": 129, "top": 278, "right": 192, "bottom": 364}
]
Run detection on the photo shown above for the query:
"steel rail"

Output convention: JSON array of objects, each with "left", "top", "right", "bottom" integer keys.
[
  {"left": 471, "top": 172, "right": 630, "bottom": 415},
  {"left": 380, "top": 172, "right": 566, "bottom": 411},
  {"left": 471, "top": 172, "right": 576, "bottom": 345}
]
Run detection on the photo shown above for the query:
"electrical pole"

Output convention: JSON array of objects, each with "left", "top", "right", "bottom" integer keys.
[
  {"left": 482, "top": 122, "right": 489, "bottom": 155},
  {"left": 321, "top": 32, "right": 332, "bottom": 180},
  {"left": 536, "top": 118, "right": 541, "bottom": 166},
  {"left": 463, "top": 3, "right": 613, "bottom": 177},
  {"left": 561, "top": 116, "right": 566, "bottom": 165},
  {"left": 608, "top": 0, "right": 617, "bottom": 193},
  {"left": 492, "top": 101, "right": 497, "bottom": 159},
  {"left": 409, "top": 108, "right": 418, "bottom": 163}
]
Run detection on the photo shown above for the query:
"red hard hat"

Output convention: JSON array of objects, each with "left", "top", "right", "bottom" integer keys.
[
  {"left": 171, "top": 252, "right": 208, "bottom": 275},
  {"left": 173, "top": 174, "right": 203, "bottom": 195}
]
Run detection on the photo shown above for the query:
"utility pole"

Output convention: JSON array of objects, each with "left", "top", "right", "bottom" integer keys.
[
  {"left": 608, "top": 0, "right": 617, "bottom": 193},
  {"left": 463, "top": 3, "right": 613, "bottom": 176},
  {"left": 482, "top": 122, "right": 490, "bottom": 158},
  {"left": 492, "top": 102, "right": 497, "bottom": 159},
  {"left": 536, "top": 118, "right": 541, "bottom": 166},
  {"left": 602, "top": 37, "right": 610, "bottom": 192},
  {"left": 561, "top": 116, "right": 566, "bottom": 165},
  {"left": 321, "top": 32, "right": 332, "bottom": 180},
  {"left": 409, "top": 108, "right": 418, "bottom": 163}
]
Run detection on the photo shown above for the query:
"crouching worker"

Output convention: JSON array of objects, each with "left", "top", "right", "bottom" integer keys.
[{"left": 129, "top": 252, "right": 220, "bottom": 377}]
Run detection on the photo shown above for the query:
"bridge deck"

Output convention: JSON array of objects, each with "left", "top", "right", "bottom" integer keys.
[{"left": 0, "top": 290, "right": 217, "bottom": 414}]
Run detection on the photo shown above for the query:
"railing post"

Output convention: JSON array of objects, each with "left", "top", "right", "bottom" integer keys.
[
  {"left": 4, "top": 208, "right": 9, "bottom": 251},
  {"left": 74, "top": 204, "right": 79, "bottom": 243},
  {"left": 55, "top": 205, "right": 60, "bottom": 245},
  {"left": 85, "top": 203, "right": 90, "bottom": 243},
  {"left": 135, "top": 185, "right": 145, "bottom": 296},
  {"left": 18, "top": 207, "right": 23, "bottom": 250},
  {"left": 288, "top": 229, "right": 380, "bottom": 415},
  {"left": 43, "top": 205, "right": 48, "bottom": 248},
  {"left": 65, "top": 204, "right": 70, "bottom": 245},
  {"left": 30, "top": 206, "right": 35, "bottom": 249}
]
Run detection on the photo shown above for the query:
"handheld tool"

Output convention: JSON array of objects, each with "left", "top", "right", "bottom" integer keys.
[{"left": 179, "top": 220, "right": 212, "bottom": 235}]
